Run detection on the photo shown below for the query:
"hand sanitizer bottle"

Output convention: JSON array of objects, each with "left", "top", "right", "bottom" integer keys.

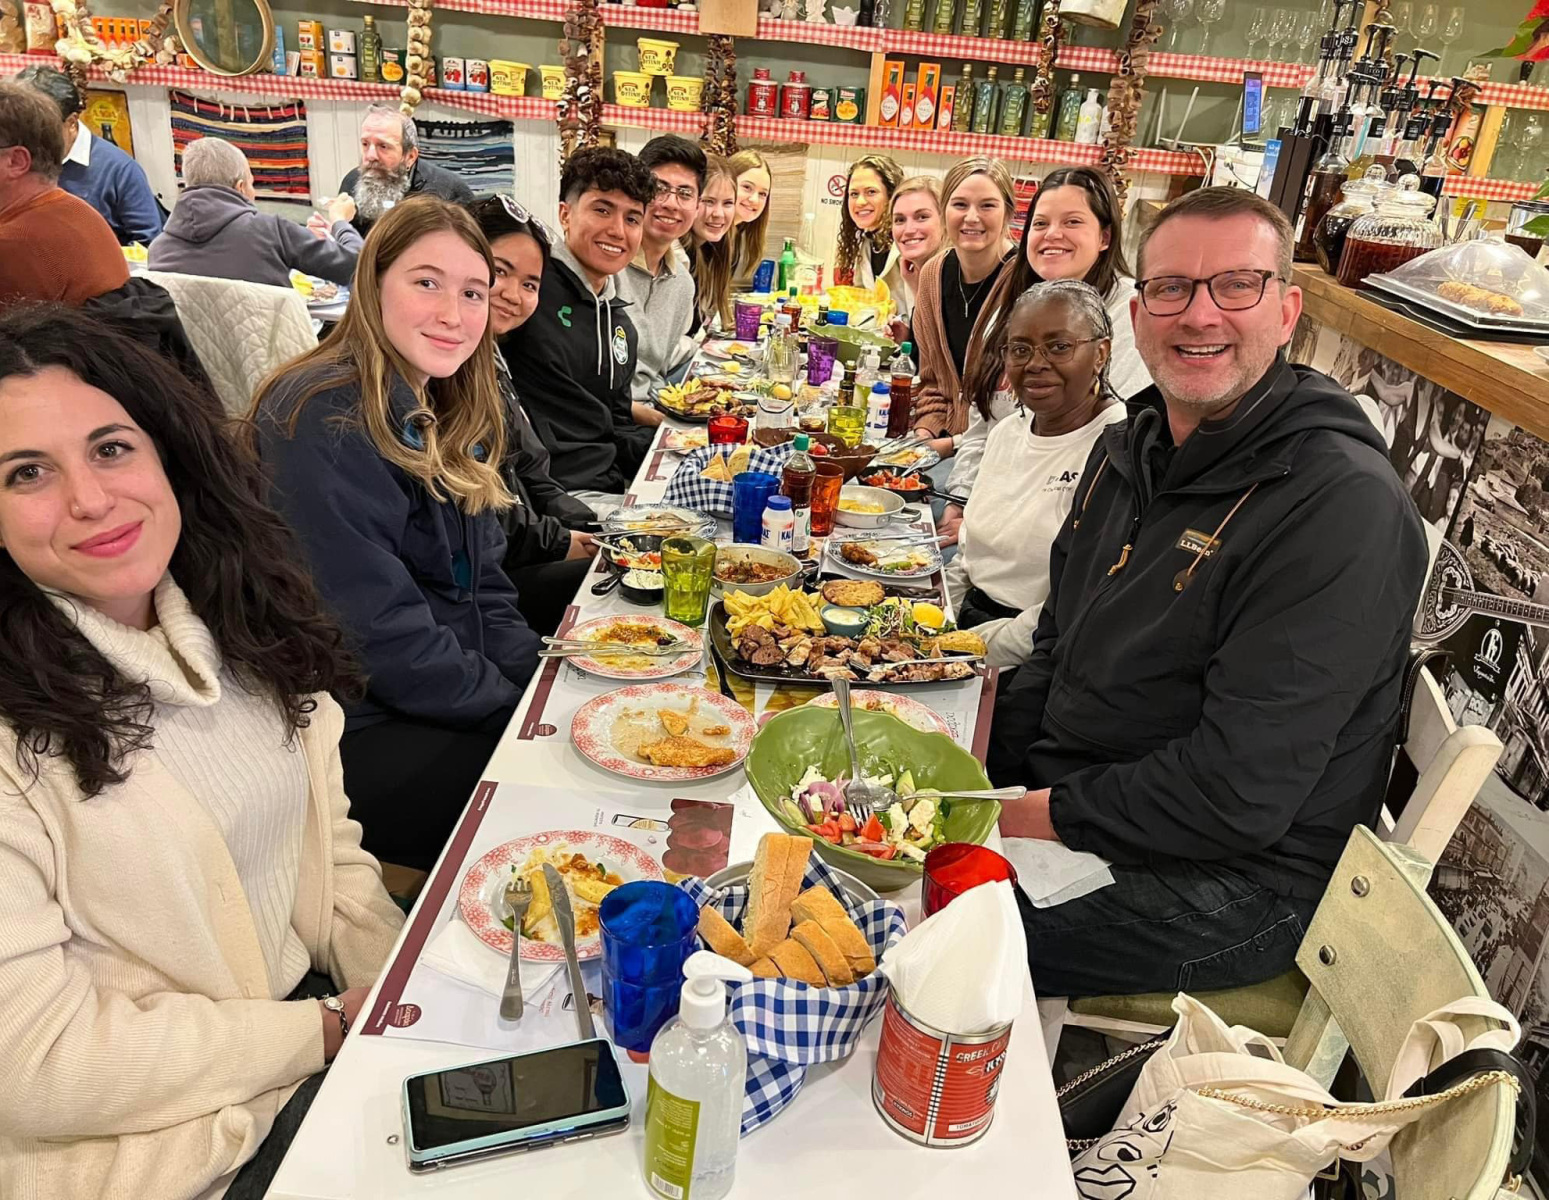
[{"left": 643, "top": 952, "right": 752, "bottom": 1200}]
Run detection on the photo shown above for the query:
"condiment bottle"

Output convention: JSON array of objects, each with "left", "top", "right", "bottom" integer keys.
[
  {"left": 887, "top": 340, "right": 916, "bottom": 439},
  {"left": 1074, "top": 87, "right": 1103, "bottom": 145},
  {"left": 643, "top": 953, "right": 752, "bottom": 1200},
  {"left": 761, "top": 494, "right": 795, "bottom": 553},
  {"left": 1335, "top": 173, "right": 1442, "bottom": 289},
  {"left": 1056, "top": 73, "right": 1083, "bottom": 141},
  {"left": 972, "top": 66, "right": 1000, "bottom": 135},
  {"left": 359, "top": 15, "right": 382, "bottom": 82},
  {"left": 952, "top": 63, "right": 975, "bottom": 133},
  {"left": 999, "top": 67, "right": 1029, "bottom": 138},
  {"left": 782, "top": 433, "right": 816, "bottom": 554},
  {"left": 1011, "top": 0, "right": 1039, "bottom": 41},
  {"left": 865, "top": 380, "right": 892, "bottom": 444},
  {"left": 932, "top": 0, "right": 957, "bottom": 36}
]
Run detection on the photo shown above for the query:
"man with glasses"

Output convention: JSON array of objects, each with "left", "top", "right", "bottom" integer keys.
[
  {"left": 987, "top": 186, "right": 1428, "bottom": 998},
  {"left": 614, "top": 135, "right": 705, "bottom": 426}
]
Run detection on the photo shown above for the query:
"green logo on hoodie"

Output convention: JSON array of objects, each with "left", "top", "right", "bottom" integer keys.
[{"left": 558, "top": 305, "right": 573, "bottom": 328}]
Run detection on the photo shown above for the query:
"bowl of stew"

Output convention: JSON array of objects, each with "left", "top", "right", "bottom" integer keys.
[{"left": 711, "top": 543, "right": 804, "bottom": 598}]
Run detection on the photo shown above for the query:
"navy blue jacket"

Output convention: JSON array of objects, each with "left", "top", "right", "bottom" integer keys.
[
  {"left": 254, "top": 368, "right": 539, "bottom": 731},
  {"left": 59, "top": 133, "right": 163, "bottom": 246}
]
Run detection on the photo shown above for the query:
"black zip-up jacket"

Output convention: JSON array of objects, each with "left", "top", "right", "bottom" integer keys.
[
  {"left": 498, "top": 242, "right": 654, "bottom": 494},
  {"left": 255, "top": 368, "right": 540, "bottom": 732},
  {"left": 494, "top": 347, "right": 598, "bottom": 565},
  {"left": 987, "top": 358, "right": 1428, "bottom": 900}
]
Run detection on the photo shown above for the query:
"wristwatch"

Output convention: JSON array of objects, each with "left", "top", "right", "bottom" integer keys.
[{"left": 321, "top": 994, "right": 350, "bottom": 1038}]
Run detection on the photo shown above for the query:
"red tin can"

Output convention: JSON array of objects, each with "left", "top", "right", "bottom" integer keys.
[
  {"left": 780, "top": 69, "right": 811, "bottom": 119},
  {"left": 872, "top": 987, "right": 1013, "bottom": 1147},
  {"left": 747, "top": 67, "right": 779, "bottom": 117}
]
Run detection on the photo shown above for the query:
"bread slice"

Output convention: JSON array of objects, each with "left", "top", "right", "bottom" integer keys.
[
  {"left": 790, "top": 919, "right": 855, "bottom": 986},
  {"left": 768, "top": 938, "right": 827, "bottom": 987},
  {"left": 697, "top": 905, "right": 755, "bottom": 967},
  {"left": 744, "top": 833, "right": 811, "bottom": 958},
  {"left": 790, "top": 885, "right": 876, "bottom": 978},
  {"left": 749, "top": 956, "right": 779, "bottom": 978}
]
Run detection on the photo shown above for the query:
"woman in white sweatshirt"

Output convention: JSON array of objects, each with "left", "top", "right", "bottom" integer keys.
[
  {"left": 944, "top": 280, "right": 1127, "bottom": 668},
  {"left": 0, "top": 306, "right": 404, "bottom": 1200}
]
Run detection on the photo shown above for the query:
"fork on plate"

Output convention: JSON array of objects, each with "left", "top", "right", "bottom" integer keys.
[{"left": 500, "top": 875, "right": 533, "bottom": 1021}]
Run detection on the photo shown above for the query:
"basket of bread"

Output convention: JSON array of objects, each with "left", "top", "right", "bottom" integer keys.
[
  {"left": 677, "top": 831, "right": 907, "bottom": 1133},
  {"left": 663, "top": 442, "right": 797, "bottom": 517}
]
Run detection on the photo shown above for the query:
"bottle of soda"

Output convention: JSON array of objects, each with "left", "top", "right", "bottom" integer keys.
[
  {"left": 777, "top": 237, "right": 798, "bottom": 292},
  {"left": 887, "top": 340, "right": 916, "bottom": 439},
  {"left": 781, "top": 433, "right": 817, "bottom": 555}
]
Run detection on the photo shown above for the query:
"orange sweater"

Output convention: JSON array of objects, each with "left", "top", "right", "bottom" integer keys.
[{"left": 0, "top": 187, "right": 129, "bottom": 307}]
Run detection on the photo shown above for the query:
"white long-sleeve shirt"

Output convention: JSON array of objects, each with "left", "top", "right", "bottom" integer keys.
[{"left": 945, "top": 403, "right": 1128, "bottom": 667}]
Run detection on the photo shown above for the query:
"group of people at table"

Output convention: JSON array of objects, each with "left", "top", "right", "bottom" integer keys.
[{"left": 0, "top": 66, "right": 1428, "bottom": 1200}]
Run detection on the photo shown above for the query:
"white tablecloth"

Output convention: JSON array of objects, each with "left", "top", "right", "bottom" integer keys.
[{"left": 267, "top": 415, "right": 1078, "bottom": 1200}]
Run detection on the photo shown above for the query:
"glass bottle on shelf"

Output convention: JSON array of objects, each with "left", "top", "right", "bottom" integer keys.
[
  {"left": 359, "top": 15, "right": 382, "bottom": 82},
  {"left": 953, "top": 63, "right": 975, "bottom": 132},
  {"left": 1074, "top": 87, "right": 1103, "bottom": 144},
  {"left": 932, "top": 0, "right": 957, "bottom": 35},
  {"left": 1514, "top": 111, "right": 1545, "bottom": 182},
  {"left": 1335, "top": 174, "right": 1442, "bottom": 288},
  {"left": 984, "top": 0, "right": 1008, "bottom": 38},
  {"left": 999, "top": 67, "right": 1029, "bottom": 137},
  {"left": 1313, "top": 166, "right": 1387, "bottom": 275},
  {"left": 1295, "top": 121, "right": 1352, "bottom": 261},
  {"left": 903, "top": 0, "right": 927, "bottom": 29},
  {"left": 972, "top": 66, "right": 1001, "bottom": 135},
  {"left": 1027, "top": 97, "right": 1054, "bottom": 140},
  {"left": 1056, "top": 73, "right": 1084, "bottom": 141},
  {"left": 962, "top": 0, "right": 983, "bottom": 37},
  {"left": 1012, "top": 0, "right": 1040, "bottom": 41}
]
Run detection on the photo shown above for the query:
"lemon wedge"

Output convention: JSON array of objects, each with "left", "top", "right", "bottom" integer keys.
[
  {"left": 771, "top": 383, "right": 793, "bottom": 401},
  {"left": 912, "top": 602, "right": 947, "bottom": 630}
]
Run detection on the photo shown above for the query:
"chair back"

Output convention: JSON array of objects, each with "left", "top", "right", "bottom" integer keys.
[
  {"left": 1382, "top": 668, "right": 1503, "bottom": 864},
  {"left": 1285, "top": 826, "right": 1517, "bottom": 1200}
]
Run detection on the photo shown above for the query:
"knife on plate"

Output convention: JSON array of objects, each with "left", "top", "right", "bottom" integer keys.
[{"left": 542, "top": 863, "right": 596, "bottom": 1040}]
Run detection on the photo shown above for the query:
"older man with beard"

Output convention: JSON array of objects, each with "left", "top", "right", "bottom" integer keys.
[
  {"left": 313, "top": 106, "right": 472, "bottom": 243},
  {"left": 987, "top": 186, "right": 1428, "bottom": 1000}
]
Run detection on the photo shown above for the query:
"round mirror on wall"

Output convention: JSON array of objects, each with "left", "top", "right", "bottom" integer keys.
[{"left": 175, "top": 0, "right": 274, "bottom": 75}]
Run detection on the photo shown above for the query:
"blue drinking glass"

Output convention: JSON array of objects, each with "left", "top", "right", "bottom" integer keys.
[
  {"left": 598, "top": 882, "right": 698, "bottom": 1052},
  {"left": 732, "top": 471, "right": 779, "bottom": 545}
]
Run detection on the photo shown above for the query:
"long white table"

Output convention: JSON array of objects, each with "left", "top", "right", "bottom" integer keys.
[{"left": 267, "top": 416, "right": 1079, "bottom": 1200}]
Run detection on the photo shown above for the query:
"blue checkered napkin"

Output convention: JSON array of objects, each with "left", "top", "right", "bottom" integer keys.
[
  {"left": 677, "top": 854, "right": 908, "bottom": 1134},
  {"left": 662, "top": 443, "right": 799, "bottom": 517}
]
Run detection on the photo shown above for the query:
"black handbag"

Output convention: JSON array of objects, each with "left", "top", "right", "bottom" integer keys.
[{"left": 1057, "top": 1036, "right": 1168, "bottom": 1154}]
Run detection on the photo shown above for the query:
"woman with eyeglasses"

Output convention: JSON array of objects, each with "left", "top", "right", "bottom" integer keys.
[
  {"left": 251, "top": 196, "right": 539, "bottom": 872},
  {"left": 470, "top": 194, "right": 599, "bottom": 637},
  {"left": 943, "top": 280, "right": 1125, "bottom": 668}
]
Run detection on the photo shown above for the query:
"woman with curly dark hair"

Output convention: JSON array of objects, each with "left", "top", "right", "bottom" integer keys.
[
  {"left": 0, "top": 305, "right": 404, "bottom": 1200},
  {"left": 833, "top": 153, "right": 903, "bottom": 289}
]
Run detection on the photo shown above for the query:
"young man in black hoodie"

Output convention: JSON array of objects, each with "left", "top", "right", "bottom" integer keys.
[
  {"left": 988, "top": 187, "right": 1429, "bottom": 998},
  {"left": 500, "top": 147, "right": 658, "bottom": 504}
]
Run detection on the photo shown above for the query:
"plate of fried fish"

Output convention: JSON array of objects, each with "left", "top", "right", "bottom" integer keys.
[{"left": 571, "top": 684, "right": 756, "bottom": 782}]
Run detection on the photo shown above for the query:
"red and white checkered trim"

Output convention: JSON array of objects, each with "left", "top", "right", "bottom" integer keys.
[
  {"left": 1146, "top": 52, "right": 1309, "bottom": 90},
  {"left": 756, "top": 16, "right": 879, "bottom": 50},
  {"left": 881, "top": 27, "right": 1032, "bottom": 62},
  {"left": 604, "top": 101, "right": 705, "bottom": 132},
  {"left": 1440, "top": 176, "right": 1541, "bottom": 204}
]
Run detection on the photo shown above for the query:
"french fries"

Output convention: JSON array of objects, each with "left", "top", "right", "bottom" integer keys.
[{"left": 724, "top": 586, "right": 826, "bottom": 637}]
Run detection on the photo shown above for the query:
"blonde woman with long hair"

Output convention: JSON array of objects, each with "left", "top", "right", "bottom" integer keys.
[
  {"left": 833, "top": 153, "right": 903, "bottom": 289},
  {"left": 727, "top": 148, "right": 772, "bottom": 285},
  {"left": 251, "top": 195, "right": 538, "bottom": 870},
  {"left": 684, "top": 154, "right": 738, "bottom": 334},
  {"left": 887, "top": 175, "right": 945, "bottom": 330}
]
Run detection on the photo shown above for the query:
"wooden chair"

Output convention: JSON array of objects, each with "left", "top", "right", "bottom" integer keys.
[
  {"left": 1281, "top": 827, "right": 1519, "bottom": 1198},
  {"left": 1063, "top": 670, "right": 1503, "bottom": 1040}
]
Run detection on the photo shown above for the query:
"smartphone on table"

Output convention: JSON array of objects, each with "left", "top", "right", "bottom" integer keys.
[{"left": 401, "top": 1038, "right": 631, "bottom": 1172}]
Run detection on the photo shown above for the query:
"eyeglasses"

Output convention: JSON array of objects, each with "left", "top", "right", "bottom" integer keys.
[
  {"left": 499, "top": 194, "right": 532, "bottom": 222},
  {"left": 1002, "top": 337, "right": 1101, "bottom": 366},
  {"left": 654, "top": 181, "right": 699, "bottom": 203},
  {"left": 1135, "top": 269, "right": 1283, "bottom": 316},
  {"left": 497, "top": 193, "right": 551, "bottom": 247}
]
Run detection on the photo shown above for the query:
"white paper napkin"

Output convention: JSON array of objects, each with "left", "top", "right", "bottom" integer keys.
[
  {"left": 1001, "top": 837, "right": 1115, "bottom": 908},
  {"left": 421, "top": 918, "right": 561, "bottom": 999},
  {"left": 878, "top": 879, "right": 1025, "bottom": 1035}
]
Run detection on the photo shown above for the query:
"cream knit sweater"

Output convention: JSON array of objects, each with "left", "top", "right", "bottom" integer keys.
[{"left": 0, "top": 577, "right": 405, "bottom": 1200}]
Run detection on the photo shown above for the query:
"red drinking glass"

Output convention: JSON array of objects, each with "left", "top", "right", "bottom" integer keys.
[
  {"left": 922, "top": 843, "right": 1018, "bottom": 917},
  {"left": 708, "top": 414, "right": 749, "bottom": 446}
]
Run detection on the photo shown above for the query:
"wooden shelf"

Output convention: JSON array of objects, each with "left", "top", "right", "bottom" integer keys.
[{"left": 1293, "top": 264, "right": 1549, "bottom": 442}]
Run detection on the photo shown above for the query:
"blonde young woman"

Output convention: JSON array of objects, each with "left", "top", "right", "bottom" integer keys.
[
  {"left": 888, "top": 175, "right": 945, "bottom": 331},
  {"left": 909, "top": 157, "right": 1016, "bottom": 448},
  {"left": 834, "top": 153, "right": 903, "bottom": 289},
  {"left": 252, "top": 195, "right": 538, "bottom": 871},
  {"left": 727, "top": 148, "right": 773, "bottom": 286},
  {"left": 684, "top": 154, "right": 738, "bottom": 335}
]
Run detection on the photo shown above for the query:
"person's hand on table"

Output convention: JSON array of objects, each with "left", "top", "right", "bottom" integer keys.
[
  {"left": 318, "top": 985, "right": 370, "bottom": 1062},
  {"left": 566, "top": 531, "right": 598, "bottom": 560},
  {"left": 633, "top": 400, "right": 665, "bottom": 428},
  {"left": 998, "top": 787, "right": 1057, "bottom": 841},
  {"left": 936, "top": 503, "right": 964, "bottom": 547}
]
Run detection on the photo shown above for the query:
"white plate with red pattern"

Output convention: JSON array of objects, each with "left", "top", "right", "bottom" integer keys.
[
  {"left": 457, "top": 830, "right": 665, "bottom": 961},
  {"left": 562, "top": 615, "right": 704, "bottom": 682},
  {"left": 571, "top": 683, "right": 755, "bottom": 782},
  {"left": 803, "top": 690, "right": 953, "bottom": 737}
]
